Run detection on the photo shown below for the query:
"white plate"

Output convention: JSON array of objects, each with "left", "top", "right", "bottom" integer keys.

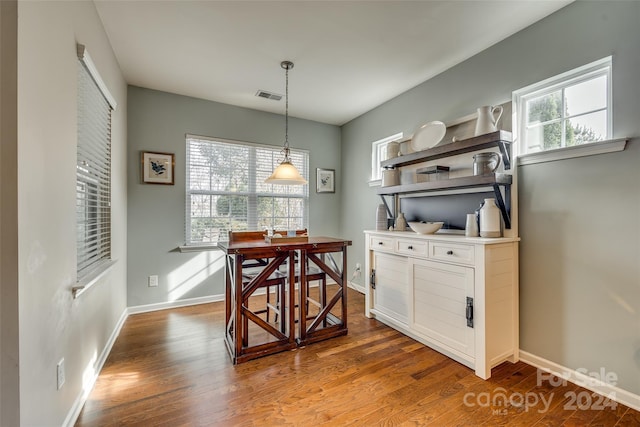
[{"left": 410, "top": 121, "right": 446, "bottom": 152}]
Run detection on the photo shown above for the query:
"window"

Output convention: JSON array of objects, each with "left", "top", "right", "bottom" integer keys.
[
  {"left": 514, "top": 57, "right": 611, "bottom": 155},
  {"left": 370, "top": 132, "right": 403, "bottom": 186},
  {"left": 76, "top": 44, "right": 116, "bottom": 280},
  {"left": 186, "top": 135, "right": 309, "bottom": 245}
]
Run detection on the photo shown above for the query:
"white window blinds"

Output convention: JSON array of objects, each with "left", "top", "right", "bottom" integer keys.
[
  {"left": 76, "top": 45, "right": 114, "bottom": 279},
  {"left": 186, "top": 135, "right": 309, "bottom": 245}
]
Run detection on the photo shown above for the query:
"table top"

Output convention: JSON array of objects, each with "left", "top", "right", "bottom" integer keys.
[{"left": 218, "top": 236, "right": 352, "bottom": 254}]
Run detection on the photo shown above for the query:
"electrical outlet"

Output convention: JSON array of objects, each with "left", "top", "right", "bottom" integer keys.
[
  {"left": 148, "top": 275, "right": 158, "bottom": 287},
  {"left": 352, "top": 263, "right": 362, "bottom": 280},
  {"left": 57, "top": 358, "right": 65, "bottom": 390}
]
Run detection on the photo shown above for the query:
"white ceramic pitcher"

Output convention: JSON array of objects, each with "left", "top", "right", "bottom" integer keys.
[{"left": 474, "top": 105, "right": 503, "bottom": 136}]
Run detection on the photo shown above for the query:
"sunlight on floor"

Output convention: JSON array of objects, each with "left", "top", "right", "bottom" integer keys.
[{"left": 90, "top": 371, "right": 141, "bottom": 400}]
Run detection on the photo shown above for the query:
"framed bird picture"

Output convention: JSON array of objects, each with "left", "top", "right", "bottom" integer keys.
[
  {"left": 141, "top": 151, "right": 175, "bottom": 185},
  {"left": 316, "top": 168, "right": 335, "bottom": 193}
]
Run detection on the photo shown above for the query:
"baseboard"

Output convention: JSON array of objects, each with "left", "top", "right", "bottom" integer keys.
[
  {"left": 519, "top": 350, "right": 640, "bottom": 412},
  {"left": 348, "top": 281, "right": 365, "bottom": 294},
  {"left": 127, "top": 294, "right": 225, "bottom": 315},
  {"left": 63, "top": 307, "right": 129, "bottom": 427},
  {"left": 64, "top": 282, "right": 358, "bottom": 426}
]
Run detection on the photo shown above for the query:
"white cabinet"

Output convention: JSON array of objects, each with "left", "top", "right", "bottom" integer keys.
[
  {"left": 371, "top": 252, "right": 409, "bottom": 325},
  {"left": 412, "top": 258, "right": 474, "bottom": 358},
  {"left": 365, "top": 230, "right": 519, "bottom": 379}
]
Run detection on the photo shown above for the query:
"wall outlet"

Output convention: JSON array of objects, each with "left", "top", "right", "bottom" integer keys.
[
  {"left": 57, "top": 358, "right": 65, "bottom": 390},
  {"left": 148, "top": 275, "right": 158, "bottom": 287}
]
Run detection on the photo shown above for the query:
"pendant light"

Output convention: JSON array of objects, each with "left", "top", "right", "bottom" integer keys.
[{"left": 264, "top": 61, "right": 308, "bottom": 185}]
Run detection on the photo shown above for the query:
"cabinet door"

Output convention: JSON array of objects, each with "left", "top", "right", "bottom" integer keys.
[
  {"left": 372, "top": 252, "right": 409, "bottom": 325},
  {"left": 411, "top": 258, "right": 475, "bottom": 357}
]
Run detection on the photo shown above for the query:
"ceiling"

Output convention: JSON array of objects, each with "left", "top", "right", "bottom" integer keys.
[{"left": 95, "top": 0, "right": 571, "bottom": 126}]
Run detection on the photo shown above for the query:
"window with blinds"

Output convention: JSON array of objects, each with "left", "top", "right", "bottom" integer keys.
[
  {"left": 76, "top": 46, "right": 114, "bottom": 279},
  {"left": 186, "top": 135, "right": 309, "bottom": 245}
]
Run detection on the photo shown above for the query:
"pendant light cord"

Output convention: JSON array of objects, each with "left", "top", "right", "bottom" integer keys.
[
  {"left": 285, "top": 63, "right": 289, "bottom": 152},
  {"left": 281, "top": 60, "right": 294, "bottom": 162}
]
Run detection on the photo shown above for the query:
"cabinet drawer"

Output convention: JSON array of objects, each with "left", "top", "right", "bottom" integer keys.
[
  {"left": 429, "top": 242, "right": 475, "bottom": 265},
  {"left": 396, "top": 239, "right": 427, "bottom": 257},
  {"left": 370, "top": 236, "right": 395, "bottom": 253}
]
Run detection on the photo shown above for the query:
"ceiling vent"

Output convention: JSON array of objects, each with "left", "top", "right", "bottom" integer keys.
[{"left": 255, "top": 90, "right": 282, "bottom": 101}]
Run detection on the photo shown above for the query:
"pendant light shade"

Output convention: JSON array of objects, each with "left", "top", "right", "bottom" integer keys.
[
  {"left": 265, "top": 61, "right": 308, "bottom": 185},
  {"left": 265, "top": 159, "right": 307, "bottom": 185}
]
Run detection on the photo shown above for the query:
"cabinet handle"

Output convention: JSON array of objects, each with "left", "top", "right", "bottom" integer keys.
[
  {"left": 378, "top": 241, "right": 383, "bottom": 245},
  {"left": 407, "top": 245, "right": 413, "bottom": 250},
  {"left": 466, "top": 297, "right": 474, "bottom": 328},
  {"left": 447, "top": 250, "right": 454, "bottom": 255}
]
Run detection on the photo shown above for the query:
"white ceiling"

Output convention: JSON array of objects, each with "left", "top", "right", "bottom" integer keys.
[{"left": 95, "top": 0, "right": 571, "bottom": 126}]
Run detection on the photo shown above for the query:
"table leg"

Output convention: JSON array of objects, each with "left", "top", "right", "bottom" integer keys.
[
  {"left": 341, "top": 247, "right": 348, "bottom": 329},
  {"left": 288, "top": 250, "right": 296, "bottom": 345},
  {"left": 298, "top": 249, "right": 307, "bottom": 344},
  {"left": 235, "top": 254, "right": 244, "bottom": 361}
]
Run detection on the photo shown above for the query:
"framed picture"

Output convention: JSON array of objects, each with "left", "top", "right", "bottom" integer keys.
[
  {"left": 141, "top": 151, "right": 175, "bottom": 185},
  {"left": 316, "top": 168, "right": 335, "bottom": 193}
]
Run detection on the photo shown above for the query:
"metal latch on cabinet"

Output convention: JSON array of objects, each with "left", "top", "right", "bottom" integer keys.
[
  {"left": 466, "top": 297, "right": 474, "bottom": 328},
  {"left": 370, "top": 269, "right": 376, "bottom": 289}
]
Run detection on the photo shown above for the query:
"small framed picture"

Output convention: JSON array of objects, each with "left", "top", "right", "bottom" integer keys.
[
  {"left": 316, "top": 168, "right": 335, "bottom": 193},
  {"left": 141, "top": 151, "right": 175, "bottom": 185}
]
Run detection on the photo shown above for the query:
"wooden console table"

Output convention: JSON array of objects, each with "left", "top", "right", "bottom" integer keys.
[{"left": 219, "top": 236, "right": 352, "bottom": 364}]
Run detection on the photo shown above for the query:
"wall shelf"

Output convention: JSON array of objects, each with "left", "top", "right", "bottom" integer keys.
[
  {"left": 377, "top": 131, "right": 513, "bottom": 229},
  {"left": 381, "top": 130, "right": 512, "bottom": 170},
  {"left": 376, "top": 173, "right": 512, "bottom": 195}
]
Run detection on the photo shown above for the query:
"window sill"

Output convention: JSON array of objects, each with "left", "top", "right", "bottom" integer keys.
[
  {"left": 517, "top": 138, "right": 628, "bottom": 166},
  {"left": 178, "top": 244, "right": 221, "bottom": 253},
  {"left": 73, "top": 259, "right": 117, "bottom": 299}
]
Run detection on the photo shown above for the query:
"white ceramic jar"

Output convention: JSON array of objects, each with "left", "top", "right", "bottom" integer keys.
[
  {"left": 479, "top": 198, "right": 501, "bottom": 238},
  {"left": 386, "top": 141, "right": 400, "bottom": 159}
]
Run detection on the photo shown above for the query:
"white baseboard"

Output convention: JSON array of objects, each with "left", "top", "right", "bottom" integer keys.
[
  {"left": 519, "top": 350, "right": 640, "bottom": 412},
  {"left": 64, "top": 283, "right": 361, "bottom": 426},
  {"left": 63, "top": 307, "right": 129, "bottom": 427},
  {"left": 127, "top": 294, "right": 225, "bottom": 315}
]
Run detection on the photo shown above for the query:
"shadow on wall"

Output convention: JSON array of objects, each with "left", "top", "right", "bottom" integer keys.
[
  {"left": 519, "top": 203, "right": 565, "bottom": 358},
  {"left": 167, "top": 251, "right": 226, "bottom": 301}
]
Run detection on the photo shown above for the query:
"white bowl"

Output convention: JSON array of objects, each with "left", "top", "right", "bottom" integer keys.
[{"left": 408, "top": 221, "right": 444, "bottom": 234}]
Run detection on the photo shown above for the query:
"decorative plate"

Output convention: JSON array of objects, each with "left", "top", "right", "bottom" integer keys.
[{"left": 410, "top": 121, "right": 446, "bottom": 152}]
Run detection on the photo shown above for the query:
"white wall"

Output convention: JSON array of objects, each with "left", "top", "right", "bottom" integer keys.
[{"left": 17, "top": 1, "right": 127, "bottom": 425}]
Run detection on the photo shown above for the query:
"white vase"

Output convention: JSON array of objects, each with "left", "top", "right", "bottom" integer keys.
[
  {"left": 465, "top": 213, "right": 479, "bottom": 237},
  {"left": 479, "top": 198, "right": 501, "bottom": 238},
  {"left": 395, "top": 213, "right": 407, "bottom": 231},
  {"left": 474, "top": 105, "right": 503, "bottom": 136}
]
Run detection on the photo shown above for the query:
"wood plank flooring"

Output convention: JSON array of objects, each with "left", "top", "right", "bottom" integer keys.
[{"left": 76, "top": 289, "right": 639, "bottom": 426}]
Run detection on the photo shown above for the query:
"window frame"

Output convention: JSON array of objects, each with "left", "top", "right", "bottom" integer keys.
[
  {"left": 513, "top": 56, "right": 612, "bottom": 158},
  {"left": 184, "top": 134, "right": 309, "bottom": 247},
  {"left": 75, "top": 44, "right": 117, "bottom": 292},
  {"left": 369, "top": 132, "right": 403, "bottom": 187}
]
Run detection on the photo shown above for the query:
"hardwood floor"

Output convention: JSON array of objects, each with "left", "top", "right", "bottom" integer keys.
[{"left": 76, "top": 289, "right": 639, "bottom": 426}]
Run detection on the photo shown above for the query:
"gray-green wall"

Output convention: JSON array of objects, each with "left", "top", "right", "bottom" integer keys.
[
  {"left": 127, "top": 87, "right": 341, "bottom": 306},
  {"left": 340, "top": 1, "right": 640, "bottom": 395}
]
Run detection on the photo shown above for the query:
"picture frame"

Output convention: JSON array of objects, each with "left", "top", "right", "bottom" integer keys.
[
  {"left": 141, "top": 151, "right": 175, "bottom": 185},
  {"left": 316, "top": 168, "right": 335, "bottom": 193}
]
